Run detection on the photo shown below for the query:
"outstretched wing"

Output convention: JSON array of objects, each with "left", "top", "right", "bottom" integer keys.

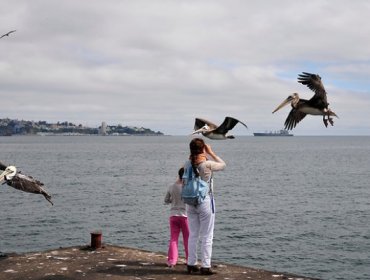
[
  {"left": 0, "top": 30, "right": 16, "bottom": 38},
  {"left": 194, "top": 118, "right": 218, "bottom": 130},
  {"left": 284, "top": 108, "right": 307, "bottom": 130},
  {"left": 7, "top": 173, "right": 53, "bottom": 205},
  {"left": 214, "top": 117, "right": 248, "bottom": 134},
  {"left": 298, "top": 72, "right": 328, "bottom": 107}
]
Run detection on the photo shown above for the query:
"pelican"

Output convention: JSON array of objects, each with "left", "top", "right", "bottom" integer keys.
[
  {"left": 0, "top": 162, "right": 53, "bottom": 205},
  {"left": 0, "top": 30, "right": 16, "bottom": 39},
  {"left": 192, "top": 116, "right": 248, "bottom": 140},
  {"left": 272, "top": 72, "right": 338, "bottom": 130}
]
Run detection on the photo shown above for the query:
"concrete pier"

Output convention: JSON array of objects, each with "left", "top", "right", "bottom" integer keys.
[{"left": 0, "top": 244, "right": 320, "bottom": 280}]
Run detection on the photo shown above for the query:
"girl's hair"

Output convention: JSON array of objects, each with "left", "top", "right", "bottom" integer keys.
[
  {"left": 189, "top": 138, "right": 205, "bottom": 177},
  {"left": 178, "top": 167, "right": 184, "bottom": 179}
]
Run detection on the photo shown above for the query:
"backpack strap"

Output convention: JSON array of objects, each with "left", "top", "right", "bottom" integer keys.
[
  {"left": 183, "top": 160, "right": 212, "bottom": 187},
  {"left": 182, "top": 161, "right": 193, "bottom": 182},
  {"left": 209, "top": 172, "right": 214, "bottom": 195}
]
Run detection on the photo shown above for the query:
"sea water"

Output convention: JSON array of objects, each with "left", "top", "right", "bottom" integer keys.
[{"left": 0, "top": 136, "right": 369, "bottom": 280}]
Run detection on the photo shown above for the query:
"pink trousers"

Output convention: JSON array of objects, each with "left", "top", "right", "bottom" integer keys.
[{"left": 167, "top": 216, "right": 189, "bottom": 266}]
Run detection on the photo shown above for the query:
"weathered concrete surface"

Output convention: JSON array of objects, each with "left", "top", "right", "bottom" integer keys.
[{"left": 0, "top": 245, "right": 320, "bottom": 280}]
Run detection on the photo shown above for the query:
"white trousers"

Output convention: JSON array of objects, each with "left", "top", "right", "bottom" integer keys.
[{"left": 186, "top": 195, "right": 215, "bottom": 268}]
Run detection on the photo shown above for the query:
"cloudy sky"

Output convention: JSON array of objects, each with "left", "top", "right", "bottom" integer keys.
[{"left": 1, "top": 0, "right": 370, "bottom": 135}]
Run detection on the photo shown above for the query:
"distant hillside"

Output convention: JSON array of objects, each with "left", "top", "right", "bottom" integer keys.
[{"left": 0, "top": 118, "right": 164, "bottom": 136}]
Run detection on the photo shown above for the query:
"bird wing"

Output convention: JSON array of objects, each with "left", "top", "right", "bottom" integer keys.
[
  {"left": 0, "top": 30, "right": 16, "bottom": 38},
  {"left": 284, "top": 108, "right": 307, "bottom": 130},
  {"left": 213, "top": 117, "right": 248, "bottom": 134},
  {"left": 298, "top": 72, "right": 328, "bottom": 107},
  {"left": 194, "top": 118, "right": 218, "bottom": 130},
  {"left": 7, "top": 173, "right": 53, "bottom": 205},
  {"left": 7, "top": 173, "right": 44, "bottom": 193}
]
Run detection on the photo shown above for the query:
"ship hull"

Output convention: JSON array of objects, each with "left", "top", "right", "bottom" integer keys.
[
  {"left": 253, "top": 130, "right": 293, "bottom": 136},
  {"left": 253, "top": 133, "right": 293, "bottom": 136}
]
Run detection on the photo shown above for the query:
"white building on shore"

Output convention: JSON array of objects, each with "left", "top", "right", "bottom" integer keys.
[{"left": 100, "top": 122, "right": 107, "bottom": 135}]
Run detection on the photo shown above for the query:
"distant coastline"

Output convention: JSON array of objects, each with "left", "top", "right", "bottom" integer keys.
[{"left": 0, "top": 118, "right": 164, "bottom": 136}]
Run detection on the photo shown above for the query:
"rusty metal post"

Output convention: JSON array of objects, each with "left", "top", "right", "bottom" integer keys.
[{"left": 90, "top": 230, "right": 102, "bottom": 249}]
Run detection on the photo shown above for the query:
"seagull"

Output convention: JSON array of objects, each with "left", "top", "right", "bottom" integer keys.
[
  {"left": 192, "top": 116, "right": 248, "bottom": 140},
  {"left": 272, "top": 72, "right": 338, "bottom": 130},
  {"left": 0, "top": 162, "right": 53, "bottom": 205},
  {"left": 0, "top": 30, "right": 16, "bottom": 39}
]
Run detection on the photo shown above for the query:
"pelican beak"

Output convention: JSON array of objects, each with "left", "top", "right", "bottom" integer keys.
[
  {"left": 272, "top": 96, "right": 293, "bottom": 114},
  {"left": 0, "top": 170, "right": 11, "bottom": 183},
  {"left": 0, "top": 171, "right": 9, "bottom": 182},
  {"left": 192, "top": 124, "right": 210, "bottom": 135},
  {"left": 192, "top": 127, "right": 204, "bottom": 135}
]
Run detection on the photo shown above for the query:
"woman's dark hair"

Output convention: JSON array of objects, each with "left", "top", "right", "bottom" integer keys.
[{"left": 189, "top": 138, "right": 205, "bottom": 177}]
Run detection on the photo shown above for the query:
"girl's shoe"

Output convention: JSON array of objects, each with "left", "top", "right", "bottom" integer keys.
[{"left": 187, "top": 265, "right": 200, "bottom": 274}]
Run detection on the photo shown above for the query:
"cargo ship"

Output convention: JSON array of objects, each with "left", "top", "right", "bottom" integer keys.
[{"left": 253, "top": 129, "right": 293, "bottom": 136}]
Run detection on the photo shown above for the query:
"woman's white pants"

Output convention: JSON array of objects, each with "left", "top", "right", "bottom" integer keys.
[{"left": 186, "top": 195, "right": 215, "bottom": 268}]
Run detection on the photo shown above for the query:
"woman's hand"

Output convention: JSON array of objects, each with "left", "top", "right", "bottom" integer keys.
[{"left": 204, "top": 144, "right": 216, "bottom": 158}]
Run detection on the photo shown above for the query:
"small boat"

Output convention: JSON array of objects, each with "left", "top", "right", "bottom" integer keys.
[{"left": 253, "top": 129, "right": 293, "bottom": 136}]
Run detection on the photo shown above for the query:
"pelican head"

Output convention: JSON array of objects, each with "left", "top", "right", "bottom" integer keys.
[
  {"left": 0, "top": 166, "right": 17, "bottom": 182},
  {"left": 272, "top": 93, "right": 300, "bottom": 113},
  {"left": 192, "top": 124, "right": 210, "bottom": 135}
]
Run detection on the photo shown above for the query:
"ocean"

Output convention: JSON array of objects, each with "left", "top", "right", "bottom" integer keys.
[{"left": 0, "top": 135, "right": 369, "bottom": 280}]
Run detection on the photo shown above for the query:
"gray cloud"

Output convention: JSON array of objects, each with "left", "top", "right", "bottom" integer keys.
[{"left": 1, "top": 0, "right": 369, "bottom": 135}]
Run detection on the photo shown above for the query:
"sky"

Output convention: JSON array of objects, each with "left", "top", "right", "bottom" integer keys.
[{"left": 1, "top": 0, "right": 370, "bottom": 136}]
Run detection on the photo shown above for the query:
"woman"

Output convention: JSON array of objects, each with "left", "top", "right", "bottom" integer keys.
[{"left": 185, "top": 138, "right": 226, "bottom": 275}]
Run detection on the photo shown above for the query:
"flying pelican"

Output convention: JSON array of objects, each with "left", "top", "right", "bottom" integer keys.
[
  {"left": 0, "top": 30, "right": 16, "bottom": 39},
  {"left": 0, "top": 162, "right": 53, "bottom": 205},
  {"left": 272, "top": 72, "right": 338, "bottom": 130},
  {"left": 192, "top": 116, "right": 248, "bottom": 140}
]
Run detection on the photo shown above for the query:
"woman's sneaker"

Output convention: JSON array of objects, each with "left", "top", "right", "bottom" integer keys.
[
  {"left": 187, "top": 265, "right": 200, "bottom": 274},
  {"left": 200, "top": 267, "right": 215, "bottom": 275}
]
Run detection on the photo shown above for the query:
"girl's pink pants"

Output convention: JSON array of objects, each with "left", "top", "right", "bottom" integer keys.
[{"left": 167, "top": 216, "right": 189, "bottom": 266}]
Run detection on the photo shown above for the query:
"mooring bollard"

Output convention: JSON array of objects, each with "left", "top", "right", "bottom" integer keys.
[{"left": 90, "top": 230, "right": 102, "bottom": 249}]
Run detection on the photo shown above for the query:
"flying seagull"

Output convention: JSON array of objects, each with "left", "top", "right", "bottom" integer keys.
[
  {"left": 192, "top": 116, "right": 248, "bottom": 140},
  {"left": 272, "top": 72, "right": 338, "bottom": 130},
  {"left": 0, "top": 30, "right": 16, "bottom": 39},
  {"left": 0, "top": 162, "right": 53, "bottom": 205}
]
